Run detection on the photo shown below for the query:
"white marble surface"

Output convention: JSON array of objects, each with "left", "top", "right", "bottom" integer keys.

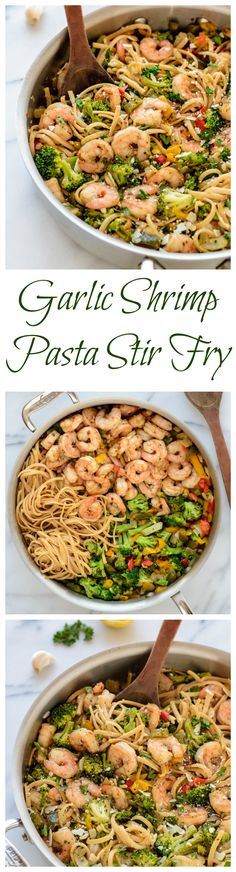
[
  {"left": 6, "top": 391, "right": 230, "bottom": 615},
  {"left": 6, "top": 616, "right": 230, "bottom": 865}
]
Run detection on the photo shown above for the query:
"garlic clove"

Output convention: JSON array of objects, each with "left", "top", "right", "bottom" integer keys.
[
  {"left": 32, "top": 650, "right": 55, "bottom": 672},
  {"left": 25, "top": 6, "right": 44, "bottom": 25}
]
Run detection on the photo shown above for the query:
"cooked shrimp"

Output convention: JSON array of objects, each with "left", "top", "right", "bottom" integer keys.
[
  {"left": 45, "top": 444, "right": 65, "bottom": 469},
  {"left": 216, "top": 699, "right": 231, "bottom": 726},
  {"left": 115, "top": 477, "right": 128, "bottom": 497},
  {"left": 59, "top": 432, "right": 81, "bottom": 459},
  {"left": 140, "top": 37, "right": 173, "bottom": 63},
  {"left": 68, "top": 727, "right": 99, "bottom": 753},
  {"left": 97, "top": 462, "right": 114, "bottom": 477},
  {"left": 139, "top": 477, "right": 160, "bottom": 497},
  {"left": 159, "top": 673, "right": 173, "bottom": 692},
  {"left": 38, "top": 723, "right": 55, "bottom": 749},
  {"left": 95, "top": 407, "right": 121, "bottom": 430},
  {"left": 79, "top": 181, "right": 120, "bottom": 211},
  {"left": 106, "top": 493, "right": 126, "bottom": 515},
  {"left": 64, "top": 462, "right": 80, "bottom": 485},
  {"left": 219, "top": 97, "right": 230, "bottom": 122},
  {"left": 210, "top": 790, "right": 231, "bottom": 816},
  {"left": 167, "top": 440, "right": 188, "bottom": 463},
  {"left": 60, "top": 414, "right": 83, "bottom": 433},
  {"left": 181, "top": 468, "right": 200, "bottom": 488},
  {"left": 143, "top": 421, "right": 168, "bottom": 440},
  {"left": 77, "top": 426, "right": 101, "bottom": 452},
  {"left": 82, "top": 407, "right": 97, "bottom": 425},
  {"left": 86, "top": 476, "right": 111, "bottom": 495},
  {"left": 195, "top": 741, "right": 226, "bottom": 772},
  {"left": 112, "top": 126, "right": 150, "bottom": 162},
  {"left": 126, "top": 459, "right": 149, "bottom": 484},
  {"left": 123, "top": 184, "right": 158, "bottom": 219},
  {"left": 74, "top": 456, "right": 98, "bottom": 480},
  {"left": 145, "top": 703, "right": 160, "bottom": 730},
  {"left": 177, "top": 806, "right": 208, "bottom": 827},
  {"left": 52, "top": 828, "right": 75, "bottom": 863},
  {"left": 166, "top": 233, "right": 197, "bottom": 253},
  {"left": 124, "top": 485, "right": 138, "bottom": 500},
  {"left": 198, "top": 682, "right": 223, "bottom": 701},
  {"left": 151, "top": 414, "right": 172, "bottom": 431},
  {"left": 77, "top": 138, "right": 113, "bottom": 174},
  {"left": 142, "top": 439, "right": 168, "bottom": 465},
  {"left": 101, "top": 783, "right": 128, "bottom": 810},
  {"left": 112, "top": 421, "right": 132, "bottom": 439},
  {"left": 119, "top": 405, "right": 139, "bottom": 416},
  {"left": 162, "top": 476, "right": 184, "bottom": 496},
  {"left": 47, "top": 786, "right": 61, "bottom": 802},
  {"left": 168, "top": 461, "right": 192, "bottom": 481},
  {"left": 66, "top": 779, "right": 100, "bottom": 808},
  {"left": 108, "top": 741, "right": 138, "bottom": 776},
  {"left": 128, "top": 414, "right": 146, "bottom": 429},
  {"left": 78, "top": 496, "right": 103, "bottom": 521},
  {"left": 172, "top": 73, "right": 201, "bottom": 101},
  {"left": 96, "top": 84, "right": 121, "bottom": 111},
  {"left": 152, "top": 775, "right": 175, "bottom": 811},
  {"left": 148, "top": 166, "right": 184, "bottom": 187},
  {"left": 131, "top": 97, "right": 171, "bottom": 126},
  {"left": 44, "top": 748, "right": 78, "bottom": 778},
  {"left": 39, "top": 101, "right": 75, "bottom": 130},
  {"left": 148, "top": 736, "right": 185, "bottom": 765},
  {"left": 151, "top": 496, "right": 170, "bottom": 514},
  {"left": 41, "top": 430, "right": 59, "bottom": 451}
]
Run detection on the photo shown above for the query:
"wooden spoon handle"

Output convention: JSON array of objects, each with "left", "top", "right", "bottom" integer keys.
[
  {"left": 64, "top": 5, "right": 89, "bottom": 64},
  {"left": 136, "top": 620, "right": 181, "bottom": 699},
  {"left": 206, "top": 410, "right": 231, "bottom": 504}
]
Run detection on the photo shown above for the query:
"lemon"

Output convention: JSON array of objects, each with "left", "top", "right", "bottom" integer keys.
[{"left": 102, "top": 620, "right": 133, "bottom": 628}]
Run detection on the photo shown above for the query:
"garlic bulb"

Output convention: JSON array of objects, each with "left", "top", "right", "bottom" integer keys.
[
  {"left": 32, "top": 650, "right": 55, "bottom": 672},
  {"left": 25, "top": 6, "right": 43, "bottom": 25}
]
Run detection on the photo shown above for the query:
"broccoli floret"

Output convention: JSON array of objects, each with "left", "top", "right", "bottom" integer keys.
[
  {"left": 85, "top": 540, "right": 103, "bottom": 557},
  {"left": 127, "top": 494, "right": 149, "bottom": 513},
  {"left": 183, "top": 501, "right": 202, "bottom": 521},
  {"left": 53, "top": 720, "right": 75, "bottom": 747},
  {"left": 88, "top": 798, "right": 110, "bottom": 825},
  {"left": 130, "top": 850, "right": 159, "bottom": 866},
  {"left": 197, "top": 203, "right": 211, "bottom": 220},
  {"left": 108, "top": 216, "right": 133, "bottom": 242},
  {"left": 79, "top": 578, "right": 108, "bottom": 599},
  {"left": 49, "top": 702, "right": 77, "bottom": 729},
  {"left": 142, "top": 64, "right": 159, "bottom": 78},
  {"left": 60, "top": 159, "right": 88, "bottom": 192},
  {"left": 200, "top": 108, "right": 223, "bottom": 142},
  {"left": 165, "top": 513, "right": 186, "bottom": 527},
  {"left": 26, "top": 764, "right": 46, "bottom": 782},
  {"left": 34, "top": 146, "right": 62, "bottom": 180},
  {"left": 109, "top": 156, "right": 141, "bottom": 187},
  {"left": 136, "top": 535, "right": 157, "bottom": 548},
  {"left": 114, "top": 552, "right": 127, "bottom": 570},
  {"left": 157, "top": 189, "right": 194, "bottom": 216},
  {"left": 88, "top": 555, "right": 106, "bottom": 578},
  {"left": 82, "top": 752, "right": 114, "bottom": 782},
  {"left": 133, "top": 793, "right": 156, "bottom": 825},
  {"left": 176, "top": 785, "right": 211, "bottom": 806},
  {"left": 121, "top": 707, "right": 139, "bottom": 732}
]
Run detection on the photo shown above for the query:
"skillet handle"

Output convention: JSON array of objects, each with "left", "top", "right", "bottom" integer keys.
[
  {"left": 171, "top": 592, "right": 193, "bottom": 615},
  {"left": 5, "top": 819, "right": 29, "bottom": 866},
  {"left": 22, "top": 392, "right": 79, "bottom": 432}
]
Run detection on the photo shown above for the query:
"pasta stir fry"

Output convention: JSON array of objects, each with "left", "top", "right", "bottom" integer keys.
[
  {"left": 16, "top": 404, "right": 215, "bottom": 601},
  {"left": 24, "top": 668, "right": 231, "bottom": 866},
  {"left": 30, "top": 16, "right": 231, "bottom": 254}
]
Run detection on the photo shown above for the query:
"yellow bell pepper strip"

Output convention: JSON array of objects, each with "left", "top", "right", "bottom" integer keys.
[
  {"left": 190, "top": 453, "right": 208, "bottom": 478},
  {"left": 82, "top": 718, "right": 93, "bottom": 729},
  {"left": 130, "top": 779, "right": 151, "bottom": 792},
  {"left": 166, "top": 144, "right": 181, "bottom": 161},
  {"left": 103, "top": 579, "right": 113, "bottom": 589},
  {"left": 85, "top": 813, "right": 92, "bottom": 830}
]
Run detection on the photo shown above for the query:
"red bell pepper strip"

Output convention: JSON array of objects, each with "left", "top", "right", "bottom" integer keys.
[
  {"left": 180, "top": 777, "right": 207, "bottom": 794},
  {"left": 127, "top": 557, "right": 134, "bottom": 571}
]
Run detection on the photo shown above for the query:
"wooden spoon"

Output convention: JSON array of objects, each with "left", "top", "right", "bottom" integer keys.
[
  {"left": 59, "top": 6, "right": 114, "bottom": 97},
  {"left": 115, "top": 620, "right": 181, "bottom": 705},
  {"left": 185, "top": 392, "right": 230, "bottom": 505}
]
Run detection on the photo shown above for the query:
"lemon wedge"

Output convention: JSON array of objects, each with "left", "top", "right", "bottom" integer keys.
[{"left": 102, "top": 620, "right": 133, "bottom": 628}]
